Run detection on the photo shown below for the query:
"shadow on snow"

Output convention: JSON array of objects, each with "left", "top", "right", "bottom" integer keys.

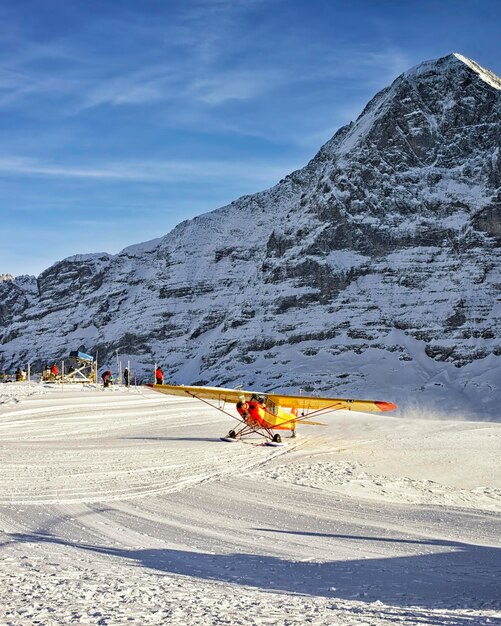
[
  {"left": 121, "top": 436, "right": 222, "bottom": 443},
  {"left": 4, "top": 530, "right": 500, "bottom": 614}
]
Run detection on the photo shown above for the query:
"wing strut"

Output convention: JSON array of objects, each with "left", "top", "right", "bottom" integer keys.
[
  {"left": 182, "top": 388, "right": 271, "bottom": 441},
  {"left": 267, "top": 401, "right": 347, "bottom": 432}
]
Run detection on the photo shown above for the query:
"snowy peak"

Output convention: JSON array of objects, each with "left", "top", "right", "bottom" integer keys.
[
  {"left": 326, "top": 52, "right": 501, "bottom": 168},
  {"left": 402, "top": 52, "right": 501, "bottom": 90}
]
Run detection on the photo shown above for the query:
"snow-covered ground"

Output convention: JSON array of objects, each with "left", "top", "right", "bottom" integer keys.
[{"left": 0, "top": 383, "right": 500, "bottom": 625}]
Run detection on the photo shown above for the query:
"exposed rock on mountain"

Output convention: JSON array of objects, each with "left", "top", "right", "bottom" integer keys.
[{"left": 1, "top": 53, "right": 500, "bottom": 417}]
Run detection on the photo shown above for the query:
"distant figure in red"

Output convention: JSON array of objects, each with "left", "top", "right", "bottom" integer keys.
[
  {"left": 51, "top": 362, "right": 59, "bottom": 378},
  {"left": 155, "top": 367, "right": 164, "bottom": 385},
  {"left": 102, "top": 370, "right": 113, "bottom": 388}
]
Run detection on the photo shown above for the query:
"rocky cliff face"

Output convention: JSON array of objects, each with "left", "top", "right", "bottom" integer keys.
[{"left": 1, "top": 53, "right": 500, "bottom": 418}]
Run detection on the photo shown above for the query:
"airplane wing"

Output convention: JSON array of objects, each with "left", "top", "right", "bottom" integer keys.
[
  {"left": 146, "top": 383, "right": 255, "bottom": 404},
  {"left": 147, "top": 384, "right": 397, "bottom": 414},
  {"left": 266, "top": 392, "right": 396, "bottom": 413}
]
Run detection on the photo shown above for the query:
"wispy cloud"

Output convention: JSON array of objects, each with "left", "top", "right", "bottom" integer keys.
[
  {"left": 166, "top": 0, "right": 273, "bottom": 63},
  {"left": 79, "top": 69, "right": 174, "bottom": 109},
  {"left": 0, "top": 0, "right": 287, "bottom": 113},
  {"left": 0, "top": 155, "right": 296, "bottom": 186},
  {"left": 188, "top": 70, "right": 276, "bottom": 104}
]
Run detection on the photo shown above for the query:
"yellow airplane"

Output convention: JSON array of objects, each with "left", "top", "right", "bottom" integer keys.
[{"left": 147, "top": 383, "right": 397, "bottom": 446}]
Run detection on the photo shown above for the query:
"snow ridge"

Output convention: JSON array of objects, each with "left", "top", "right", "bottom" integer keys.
[{"left": 453, "top": 52, "right": 501, "bottom": 90}]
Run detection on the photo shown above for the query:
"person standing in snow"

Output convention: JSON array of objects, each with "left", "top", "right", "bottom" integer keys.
[
  {"left": 124, "top": 367, "right": 130, "bottom": 387},
  {"left": 155, "top": 366, "right": 164, "bottom": 385},
  {"left": 42, "top": 364, "right": 51, "bottom": 381},
  {"left": 51, "top": 362, "right": 59, "bottom": 379},
  {"left": 102, "top": 370, "right": 113, "bottom": 388}
]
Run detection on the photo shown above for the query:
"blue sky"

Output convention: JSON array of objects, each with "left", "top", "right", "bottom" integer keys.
[{"left": 1, "top": 0, "right": 500, "bottom": 277}]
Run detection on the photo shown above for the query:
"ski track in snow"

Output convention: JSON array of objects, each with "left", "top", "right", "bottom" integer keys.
[{"left": 0, "top": 384, "right": 500, "bottom": 625}]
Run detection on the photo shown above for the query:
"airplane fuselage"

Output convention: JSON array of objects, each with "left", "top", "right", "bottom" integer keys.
[{"left": 237, "top": 400, "right": 295, "bottom": 431}]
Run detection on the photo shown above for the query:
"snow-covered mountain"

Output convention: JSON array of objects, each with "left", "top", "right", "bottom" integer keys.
[{"left": 1, "top": 53, "right": 500, "bottom": 418}]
